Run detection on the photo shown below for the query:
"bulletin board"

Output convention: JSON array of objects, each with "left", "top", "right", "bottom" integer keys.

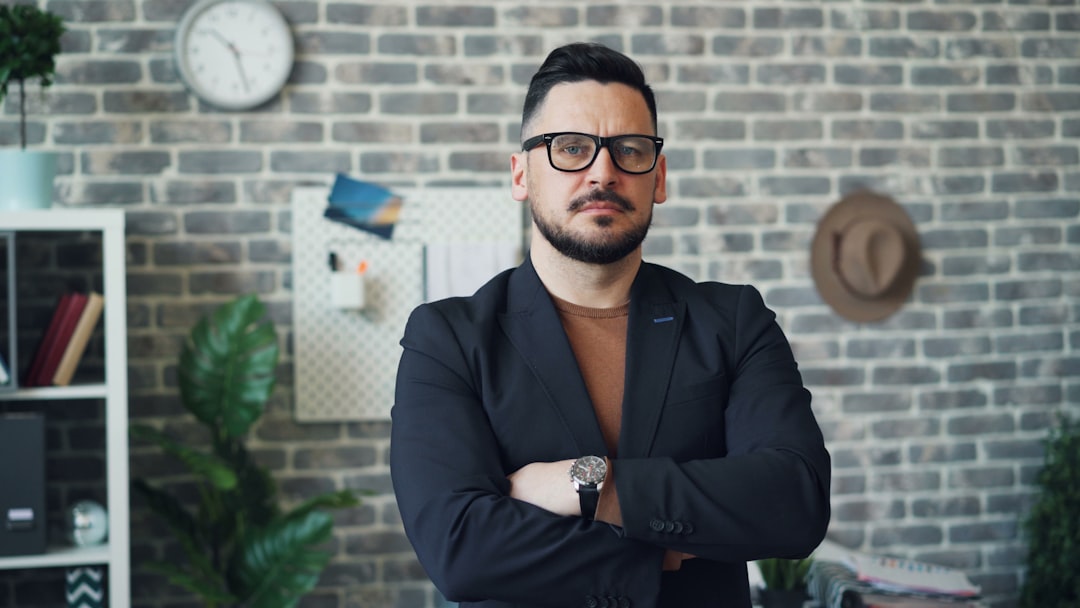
[{"left": 291, "top": 186, "right": 523, "bottom": 421}]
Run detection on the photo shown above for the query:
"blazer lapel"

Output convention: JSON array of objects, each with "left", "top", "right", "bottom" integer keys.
[
  {"left": 619, "top": 265, "right": 684, "bottom": 458},
  {"left": 497, "top": 257, "right": 608, "bottom": 456}
]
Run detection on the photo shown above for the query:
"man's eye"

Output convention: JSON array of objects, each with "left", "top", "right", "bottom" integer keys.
[{"left": 562, "top": 145, "right": 585, "bottom": 156}]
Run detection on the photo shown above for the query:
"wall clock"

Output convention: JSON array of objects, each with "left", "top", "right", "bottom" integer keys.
[{"left": 174, "top": 0, "right": 294, "bottom": 110}]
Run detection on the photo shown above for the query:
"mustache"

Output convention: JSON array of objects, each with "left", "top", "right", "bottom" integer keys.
[{"left": 568, "top": 190, "right": 635, "bottom": 213}]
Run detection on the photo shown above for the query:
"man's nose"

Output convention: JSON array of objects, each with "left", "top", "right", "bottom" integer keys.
[{"left": 586, "top": 146, "right": 619, "bottom": 187}]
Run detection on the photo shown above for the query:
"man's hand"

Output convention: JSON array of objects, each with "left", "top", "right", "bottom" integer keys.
[{"left": 508, "top": 459, "right": 580, "bottom": 516}]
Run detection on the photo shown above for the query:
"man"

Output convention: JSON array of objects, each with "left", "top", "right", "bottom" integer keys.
[{"left": 391, "top": 42, "right": 831, "bottom": 608}]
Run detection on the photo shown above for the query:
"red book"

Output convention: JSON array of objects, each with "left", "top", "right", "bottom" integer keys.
[
  {"left": 30, "top": 292, "right": 89, "bottom": 387},
  {"left": 23, "top": 293, "right": 74, "bottom": 387}
]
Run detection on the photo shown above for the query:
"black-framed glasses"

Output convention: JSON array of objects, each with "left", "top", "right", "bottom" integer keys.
[{"left": 521, "top": 132, "right": 664, "bottom": 175}]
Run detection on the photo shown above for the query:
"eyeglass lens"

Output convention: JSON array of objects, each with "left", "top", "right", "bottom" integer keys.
[{"left": 549, "top": 133, "right": 658, "bottom": 173}]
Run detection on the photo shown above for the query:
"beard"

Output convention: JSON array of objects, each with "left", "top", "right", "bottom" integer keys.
[{"left": 531, "top": 189, "right": 652, "bottom": 265}]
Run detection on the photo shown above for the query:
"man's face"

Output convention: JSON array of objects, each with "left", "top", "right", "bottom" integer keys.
[{"left": 511, "top": 80, "right": 667, "bottom": 265}]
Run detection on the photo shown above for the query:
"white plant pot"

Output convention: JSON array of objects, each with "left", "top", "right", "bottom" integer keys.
[{"left": 0, "top": 149, "right": 56, "bottom": 210}]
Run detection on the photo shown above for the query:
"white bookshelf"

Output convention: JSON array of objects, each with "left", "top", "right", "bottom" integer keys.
[{"left": 0, "top": 209, "right": 130, "bottom": 608}]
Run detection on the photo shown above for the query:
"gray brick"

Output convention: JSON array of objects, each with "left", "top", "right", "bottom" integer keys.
[
  {"left": 1015, "top": 198, "right": 1079, "bottom": 220},
  {"left": 677, "top": 177, "right": 746, "bottom": 198},
  {"left": 941, "top": 200, "right": 1009, "bottom": 221},
  {"left": 326, "top": 4, "right": 408, "bottom": 25},
  {"left": 1018, "top": 251, "right": 1080, "bottom": 273},
  {"left": 178, "top": 151, "right": 261, "bottom": 174},
  {"left": 995, "top": 383, "right": 1062, "bottom": 407},
  {"left": 753, "top": 8, "right": 823, "bottom": 29},
  {"left": 921, "top": 228, "right": 990, "bottom": 249},
  {"left": 704, "top": 149, "right": 776, "bottom": 170},
  {"left": 945, "top": 39, "right": 1018, "bottom": 59},
  {"left": 678, "top": 65, "right": 750, "bottom": 85},
  {"left": 676, "top": 120, "right": 745, "bottom": 141},
  {"left": 911, "top": 66, "right": 980, "bottom": 86},
  {"left": 1058, "top": 12, "right": 1080, "bottom": 30},
  {"left": 871, "top": 92, "right": 941, "bottom": 113},
  {"left": 332, "top": 122, "right": 412, "bottom": 144},
  {"left": 713, "top": 92, "right": 785, "bottom": 113},
  {"left": 759, "top": 176, "right": 830, "bottom": 196},
  {"left": 104, "top": 91, "right": 190, "bottom": 113},
  {"left": 949, "top": 521, "right": 1018, "bottom": 544},
  {"left": 752, "top": 120, "right": 823, "bottom": 141},
  {"left": 949, "top": 413, "right": 1017, "bottom": 436},
  {"left": 859, "top": 147, "right": 931, "bottom": 168},
  {"left": 240, "top": 121, "right": 323, "bottom": 144},
  {"left": 984, "top": 10, "right": 1051, "bottom": 31},
  {"left": 632, "top": 35, "right": 706, "bottom": 57},
  {"left": 873, "top": 366, "right": 941, "bottom": 385},
  {"left": 377, "top": 34, "right": 453, "bottom": 56},
  {"left": 448, "top": 152, "right": 505, "bottom": 172},
  {"left": 847, "top": 338, "right": 915, "bottom": 359},
  {"left": 288, "top": 60, "right": 328, "bottom": 84},
  {"left": 127, "top": 270, "right": 183, "bottom": 296},
  {"left": 832, "top": 119, "right": 904, "bottom": 140},
  {"left": 947, "top": 93, "right": 1016, "bottom": 113},
  {"left": 1023, "top": 92, "right": 1080, "bottom": 112},
  {"left": 947, "top": 361, "right": 1018, "bottom": 383},
  {"left": 986, "top": 119, "right": 1056, "bottom": 139},
  {"left": 912, "top": 497, "right": 980, "bottom": 518},
  {"left": 337, "top": 63, "right": 418, "bottom": 85},
  {"left": 801, "top": 367, "right": 865, "bottom": 387},
  {"left": 832, "top": 475, "right": 867, "bottom": 495},
  {"left": 833, "top": 499, "right": 905, "bottom": 522},
  {"left": 248, "top": 239, "right": 291, "bottom": 264},
  {"left": 153, "top": 241, "right": 242, "bottom": 266},
  {"left": 712, "top": 36, "right": 784, "bottom": 57},
  {"left": 911, "top": 120, "right": 979, "bottom": 140},
  {"left": 297, "top": 32, "right": 372, "bottom": 55},
  {"left": 58, "top": 60, "right": 142, "bottom": 85},
  {"left": 831, "top": 8, "right": 900, "bottom": 31},
  {"left": 835, "top": 64, "right": 903, "bottom": 85},
  {"left": 793, "top": 92, "right": 862, "bottom": 113},
  {"left": 942, "top": 254, "right": 1011, "bottom": 276},
  {"left": 1021, "top": 37, "right": 1080, "bottom": 58},
  {"left": 270, "top": 150, "right": 351, "bottom": 173},
  {"left": 986, "top": 64, "right": 1054, "bottom": 85},
  {"left": 78, "top": 150, "right": 168, "bottom": 175},
  {"left": 783, "top": 148, "right": 853, "bottom": 169},
  {"left": 1019, "top": 304, "right": 1070, "bottom": 326},
  {"left": 49, "top": 1, "right": 136, "bottom": 22},
  {"left": 150, "top": 120, "right": 232, "bottom": 144},
  {"left": 671, "top": 7, "right": 744, "bottom": 28},
  {"left": 360, "top": 151, "right": 439, "bottom": 174},
  {"left": 654, "top": 206, "right": 699, "bottom": 228},
  {"left": 60, "top": 181, "right": 145, "bottom": 205},
  {"left": 125, "top": 211, "right": 179, "bottom": 235},
  {"left": 792, "top": 35, "right": 862, "bottom": 58},
  {"left": 908, "top": 10, "right": 977, "bottom": 31},
  {"left": 924, "top": 335, "right": 993, "bottom": 358},
  {"left": 869, "top": 37, "right": 939, "bottom": 58},
  {"left": 184, "top": 210, "right": 271, "bottom": 235},
  {"left": 909, "top": 442, "right": 978, "bottom": 464},
  {"left": 1015, "top": 145, "right": 1079, "bottom": 166},
  {"left": 985, "top": 439, "right": 1045, "bottom": 461},
  {"left": 467, "top": 92, "right": 521, "bottom": 115},
  {"left": 843, "top": 392, "right": 910, "bottom": 414},
  {"left": 417, "top": 6, "right": 495, "bottom": 26},
  {"left": 872, "top": 472, "right": 942, "bottom": 493},
  {"left": 757, "top": 64, "right": 826, "bottom": 85},
  {"left": 655, "top": 90, "right": 707, "bottom": 113},
  {"left": 190, "top": 270, "right": 276, "bottom": 295},
  {"left": 503, "top": 7, "right": 578, "bottom": 27},
  {"left": 992, "top": 172, "right": 1059, "bottom": 193},
  {"left": 933, "top": 175, "right": 986, "bottom": 195}
]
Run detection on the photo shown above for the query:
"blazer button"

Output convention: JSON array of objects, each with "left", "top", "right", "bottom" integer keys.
[
  {"left": 663, "top": 521, "right": 675, "bottom": 533},
  {"left": 619, "top": 597, "right": 631, "bottom": 608},
  {"left": 672, "top": 521, "right": 684, "bottom": 534},
  {"left": 650, "top": 519, "right": 665, "bottom": 532},
  {"left": 683, "top": 522, "right": 695, "bottom": 535},
  {"left": 585, "top": 595, "right": 599, "bottom": 608},
  {"left": 606, "top": 596, "right": 618, "bottom": 608}
]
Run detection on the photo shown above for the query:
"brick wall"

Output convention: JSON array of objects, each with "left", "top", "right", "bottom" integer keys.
[{"left": 1, "top": 1, "right": 1078, "bottom": 607}]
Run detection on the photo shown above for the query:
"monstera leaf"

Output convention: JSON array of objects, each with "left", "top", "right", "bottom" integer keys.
[{"left": 178, "top": 294, "right": 279, "bottom": 438}]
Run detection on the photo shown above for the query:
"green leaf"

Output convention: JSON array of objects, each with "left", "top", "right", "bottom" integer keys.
[
  {"left": 178, "top": 293, "right": 280, "bottom": 438},
  {"left": 143, "top": 560, "right": 236, "bottom": 605},
  {"left": 229, "top": 510, "right": 337, "bottom": 608},
  {"left": 130, "top": 425, "right": 238, "bottom": 490}
]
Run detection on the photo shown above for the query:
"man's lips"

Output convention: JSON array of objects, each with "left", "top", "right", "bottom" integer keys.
[{"left": 568, "top": 191, "right": 635, "bottom": 213}]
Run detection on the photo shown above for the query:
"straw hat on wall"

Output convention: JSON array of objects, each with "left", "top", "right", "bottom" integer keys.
[{"left": 810, "top": 190, "right": 922, "bottom": 323}]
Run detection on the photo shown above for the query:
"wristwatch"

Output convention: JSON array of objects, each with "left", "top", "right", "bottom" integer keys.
[{"left": 569, "top": 455, "right": 607, "bottom": 520}]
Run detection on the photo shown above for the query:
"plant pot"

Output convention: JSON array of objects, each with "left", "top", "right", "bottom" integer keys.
[
  {"left": 759, "top": 588, "right": 809, "bottom": 608},
  {"left": 0, "top": 149, "right": 56, "bottom": 210}
]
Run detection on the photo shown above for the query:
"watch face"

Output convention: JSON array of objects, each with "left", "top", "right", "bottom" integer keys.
[
  {"left": 175, "top": 0, "right": 294, "bottom": 110},
  {"left": 570, "top": 455, "right": 607, "bottom": 485}
]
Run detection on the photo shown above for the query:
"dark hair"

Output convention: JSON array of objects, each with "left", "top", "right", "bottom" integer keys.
[{"left": 521, "top": 42, "right": 657, "bottom": 138}]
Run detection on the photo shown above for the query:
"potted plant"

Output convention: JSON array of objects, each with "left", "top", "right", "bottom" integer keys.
[
  {"left": 1019, "top": 414, "right": 1079, "bottom": 608},
  {"left": 131, "top": 294, "right": 360, "bottom": 608},
  {"left": 756, "top": 557, "right": 813, "bottom": 608},
  {"left": 0, "top": 3, "right": 65, "bottom": 210}
]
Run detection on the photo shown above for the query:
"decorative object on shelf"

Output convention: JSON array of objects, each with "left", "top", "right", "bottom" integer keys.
[
  {"left": 66, "top": 499, "right": 109, "bottom": 547},
  {"left": 65, "top": 567, "right": 105, "bottom": 608},
  {"left": 1020, "top": 414, "right": 1080, "bottom": 608},
  {"left": 131, "top": 294, "right": 361, "bottom": 607},
  {"left": 756, "top": 557, "right": 814, "bottom": 608},
  {"left": 0, "top": 4, "right": 65, "bottom": 210},
  {"left": 174, "top": 0, "right": 295, "bottom": 110}
]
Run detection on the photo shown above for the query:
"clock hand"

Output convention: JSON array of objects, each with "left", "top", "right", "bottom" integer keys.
[{"left": 205, "top": 28, "right": 251, "bottom": 93}]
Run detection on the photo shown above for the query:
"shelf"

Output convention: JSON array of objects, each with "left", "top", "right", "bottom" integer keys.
[
  {"left": 0, "top": 543, "right": 111, "bottom": 570},
  {"left": 0, "top": 383, "right": 108, "bottom": 401}
]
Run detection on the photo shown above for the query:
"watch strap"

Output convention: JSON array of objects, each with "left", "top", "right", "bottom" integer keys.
[{"left": 578, "top": 484, "right": 600, "bottom": 520}]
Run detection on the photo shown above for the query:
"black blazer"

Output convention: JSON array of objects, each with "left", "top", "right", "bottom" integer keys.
[{"left": 391, "top": 256, "right": 831, "bottom": 608}]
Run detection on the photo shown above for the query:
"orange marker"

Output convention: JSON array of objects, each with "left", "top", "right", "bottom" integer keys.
[{"left": 357, "top": 260, "right": 369, "bottom": 275}]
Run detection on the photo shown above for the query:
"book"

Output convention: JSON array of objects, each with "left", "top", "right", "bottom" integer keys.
[
  {"left": 0, "top": 350, "right": 9, "bottom": 385},
  {"left": 28, "top": 292, "right": 89, "bottom": 387},
  {"left": 23, "top": 292, "right": 74, "bottom": 386},
  {"left": 842, "top": 552, "right": 981, "bottom": 597},
  {"left": 51, "top": 291, "right": 104, "bottom": 386},
  {"left": 842, "top": 590, "right": 984, "bottom": 608}
]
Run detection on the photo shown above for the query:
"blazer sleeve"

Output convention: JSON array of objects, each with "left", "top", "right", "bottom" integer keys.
[
  {"left": 390, "top": 302, "right": 666, "bottom": 607},
  {"left": 612, "top": 284, "right": 832, "bottom": 562}
]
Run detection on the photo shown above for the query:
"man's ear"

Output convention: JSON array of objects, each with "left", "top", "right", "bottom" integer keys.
[
  {"left": 511, "top": 152, "right": 528, "bottom": 202},
  {"left": 652, "top": 154, "right": 668, "bottom": 205}
]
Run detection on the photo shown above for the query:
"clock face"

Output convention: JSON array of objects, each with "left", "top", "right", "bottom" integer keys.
[{"left": 175, "top": 0, "right": 294, "bottom": 110}]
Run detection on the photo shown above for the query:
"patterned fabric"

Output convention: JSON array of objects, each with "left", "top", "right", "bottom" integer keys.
[{"left": 65, "top": 567, "right": 105, "bottom": 608}]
